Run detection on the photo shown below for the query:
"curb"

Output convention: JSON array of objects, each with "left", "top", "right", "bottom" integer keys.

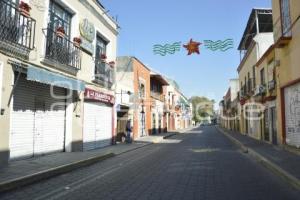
[
  {"left": 116, "top": 142, "right": 153, "bottom": 155},
  {"left": 216, "top": 127, "right": 300, "bottom": 190},
  {"left": 0, "top": 153, "right": 114, "bottom": 193},
  {"left": 163, "top": 133, "right": 177, "bottom": 139}
]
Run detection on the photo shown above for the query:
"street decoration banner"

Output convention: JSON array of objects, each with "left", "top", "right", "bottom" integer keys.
[
  {"left": 153, "top": 38, "right": 234, "bottom": 56},
  {"left": 153, "top": 42, "right": 181, "bottom": 56}
]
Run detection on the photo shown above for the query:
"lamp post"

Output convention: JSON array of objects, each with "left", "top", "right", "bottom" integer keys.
[{"left": 140, "top": 99, "right": 145, "bottom": 137}]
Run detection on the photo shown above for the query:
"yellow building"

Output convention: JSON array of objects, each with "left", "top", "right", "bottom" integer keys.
[
  {"left": 237, "top": 8, "right": 274, "bottom": 140},
  {"left": 255, "top": 45, "right": 277, "bottom": 144},
  {"left": 272, "top": 0, "right": 300, "bottom": 147}
]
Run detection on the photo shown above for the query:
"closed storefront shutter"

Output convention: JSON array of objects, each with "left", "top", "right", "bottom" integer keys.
[
  {"left": 83, "top": 102, "right": 112, "bottom": 151},
  {"left": 284, "top": 83, "right": 300, "bottom": 147},
  {"left": 10, "top": 75, "right": 66, "bottom": 160}
]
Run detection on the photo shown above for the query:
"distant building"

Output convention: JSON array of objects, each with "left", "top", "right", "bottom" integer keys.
[
  {"left": 237, "top": 8, "right": 273, "bottom": 140},
  {"left": 115, "top": 56, "right": 151, "bottom": 140}
]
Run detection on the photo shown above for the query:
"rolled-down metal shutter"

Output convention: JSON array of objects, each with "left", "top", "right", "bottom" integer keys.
[
  {"left": 10, "top": 75, "right": 66, "bottom": 160},
  {"left": 83, "top": 102, "right": 112, "bottom": 151},
  {"left": 284, "top": 82, "right": 300, "bottom": 147}
]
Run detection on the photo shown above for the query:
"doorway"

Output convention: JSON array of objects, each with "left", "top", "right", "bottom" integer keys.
[{"left": 270, "top": 107, "right": 277, "bottom": 145}]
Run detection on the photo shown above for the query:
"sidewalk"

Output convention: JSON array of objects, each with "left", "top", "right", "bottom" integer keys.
[
  {"left": 135, "top": 132, "right": 177, "bottom": 143},
  {"left": 0, "top": 142, "right": 150, "bottom": 193},
  {"left": 217, "top": 126, "right": 300, "bottom": 189},
  {"left": 0, "top": 130, "right": 182, "bottom": 193}
]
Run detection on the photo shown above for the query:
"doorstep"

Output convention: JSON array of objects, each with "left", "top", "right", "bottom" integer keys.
[
  {"left": 217, "top": 126, "right": 300, "bottom": 190},
  {"left": 0, "top": 142, "right": 150, "bottom": 193}
]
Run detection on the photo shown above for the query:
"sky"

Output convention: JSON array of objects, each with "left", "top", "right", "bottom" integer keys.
[{"left": 101, "top": 0, "right": 271, "bottom": 105}]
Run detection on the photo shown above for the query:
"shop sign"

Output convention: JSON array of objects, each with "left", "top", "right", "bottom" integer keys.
[
  {"left": 85, "top": 88, "right": 115, "bottom": 105},
  {"left": 79, "top": 19, "right": 95, "bottom": 54}
]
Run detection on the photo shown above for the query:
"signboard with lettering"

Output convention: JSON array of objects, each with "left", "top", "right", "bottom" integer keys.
[
  {"left": 79, "top": 19, "right": 95, "bottom": 55},
  {"left": 84, "top": 88, "right": 115, "bottom": 105}
]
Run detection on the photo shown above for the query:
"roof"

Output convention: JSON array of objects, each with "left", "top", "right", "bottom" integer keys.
[
  {"left": 166, "top": 78, "right": 180, "bottom": 90},
  {"left": 116, "top": 56, "right": 152, "bottom": 72},
  {"left": 238, "top": 8, "right": 273, "bottom": 50},
  {"left": 150, "top": 73, "right": 169, "bottom": 85},
  {"left": 95, "top": 0, "right": 105, "bottom": 9}
]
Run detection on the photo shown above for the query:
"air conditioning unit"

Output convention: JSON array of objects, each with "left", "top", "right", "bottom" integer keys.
[{"left": 254, "top": 85, "right": 266, "bottom": 96}]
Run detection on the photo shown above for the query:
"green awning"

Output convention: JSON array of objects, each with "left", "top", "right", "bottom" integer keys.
[{"left": 27, "top": 66, "right": 85, "bottom": 91}]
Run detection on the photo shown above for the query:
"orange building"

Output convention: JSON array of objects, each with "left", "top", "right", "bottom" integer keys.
[{"left": 116, "top": 57, "right": 151, "bottom": 140}]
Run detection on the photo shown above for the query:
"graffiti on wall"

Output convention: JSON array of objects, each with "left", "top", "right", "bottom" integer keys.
[{"left": 284, "top": 83, "right": 300, "bottom": 147}]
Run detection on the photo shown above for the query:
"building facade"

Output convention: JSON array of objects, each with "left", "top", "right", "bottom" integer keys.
[
  {"left": 272, "top": 0, "right": 300, "bottom": 147},
  {"left": 237, "top": 8, "right": 274, "bottom": 140},
  {"left": 150, "top": 72, "right": 169, "bottom": 134},
  {"left": 115, "top": 56, "right": 151, "bottom": 140},
  {"left": 222, "top": 1, "right": 300, "bottom": 149},
  {"left": 0, "top": 0, "right": 118, "bottom": 165}
]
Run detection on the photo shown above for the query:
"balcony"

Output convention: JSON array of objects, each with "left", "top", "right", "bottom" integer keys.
[
  {"left": 0, "top": 1, "right": 36, "bottom": 59},
  {"left": 43, "top": 28, "right": 81, "bottom": 72},
  {"left": 240, "top": 85, "right": 248, "bottom": 99},
  {"left": 254, "top": 84, "right": 266, "bottom": 96},
  {"left": 273, "top": 17, "right": 292, "bottom": 48},
  {"left": 93, "top": 60, "right": 115, "bottom": 89},
  {"left": 151, "top": 91, "right": 164, "bottom": 101}
]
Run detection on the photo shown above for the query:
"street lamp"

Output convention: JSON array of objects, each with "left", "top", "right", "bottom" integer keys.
[{"left": 140, "top": 99, "right": 145, "bottom": 137}]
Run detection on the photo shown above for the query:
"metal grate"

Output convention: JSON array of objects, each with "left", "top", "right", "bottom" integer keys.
[
  {"left": 44, "top": 27, "right": 81, "bottom": 70},
  {"left": 0, "top": 0, "right": 36, "bottom": 59},
  {"left": 94, "top": 60, "right": 114, "bottom": 88}
]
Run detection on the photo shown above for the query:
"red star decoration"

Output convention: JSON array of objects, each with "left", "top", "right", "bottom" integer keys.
[{"left": 183, "top": 39, "right": 202, "bottom": 55}]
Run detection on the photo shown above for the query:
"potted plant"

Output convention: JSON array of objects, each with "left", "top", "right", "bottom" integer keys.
[
  {"left": 100, "top": 54, "right": 107, "bottom": 61},
  {"left": 108, "top": 61, "right": 115, "bottom": 68},
  {"left": 56, "top": 27, "right": 65, "bottom": 38},
  {"left": 19, "top": 1, "right": 31, "bottom": 18},
  {"left": 73, "top": 37, "right": 81, "bottom": 48}
]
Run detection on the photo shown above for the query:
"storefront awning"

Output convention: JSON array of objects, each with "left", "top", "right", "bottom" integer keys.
[{"left": 27, "top": 66, "right": 85, "bottom": 91}]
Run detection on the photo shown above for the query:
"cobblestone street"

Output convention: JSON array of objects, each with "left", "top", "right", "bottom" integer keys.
[{"left": 1, "top": 126, "right": 299, "bottom": 200}]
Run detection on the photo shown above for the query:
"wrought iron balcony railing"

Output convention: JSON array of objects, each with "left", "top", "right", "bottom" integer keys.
[
  {"left": 0, "top": 0, "right": 36, "bottom": 59},
  {"left": 93, "top": 60, "right": 115, "bottom": 88},
  {"left": 44, "top": 28, "right": 81, "bottom": 70}
]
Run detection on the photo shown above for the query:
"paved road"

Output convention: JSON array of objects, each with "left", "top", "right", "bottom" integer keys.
[{"left": 1, "top": 126, "right": 300, "bottom": 200}]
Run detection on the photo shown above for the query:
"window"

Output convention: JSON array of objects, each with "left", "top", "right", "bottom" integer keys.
[
  {"left": 139, "top": 83, "right": 145, "bottom": 98},
  {"left": 95, "top": 35, "right": 107, "bottom": 59},
  {"left": 48, "top": 1, "right": 72, "bottom": 38},
  {"left": 151, "top": 82, "right": 161, "bottom": 93},
  {"left": 252, "top": 66, "right": 256, "bottom": 88},
  {"left": 260, "top": 68, "right": 265, "bottom": 85},
  {"left": 94, "top": 35, "right": 111, "bottom": 85},
  {"left": 244, "top": 77, "right": 247, "bottom": 93},
  {"left": 280, "top": 0, "right": 292, "bottom": 37},
  {"left": 248, "top": 72, "right": 251, "bottom": 91},
  {"left": 267, "top": 60, "right": 275, "bottom": 81}
]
